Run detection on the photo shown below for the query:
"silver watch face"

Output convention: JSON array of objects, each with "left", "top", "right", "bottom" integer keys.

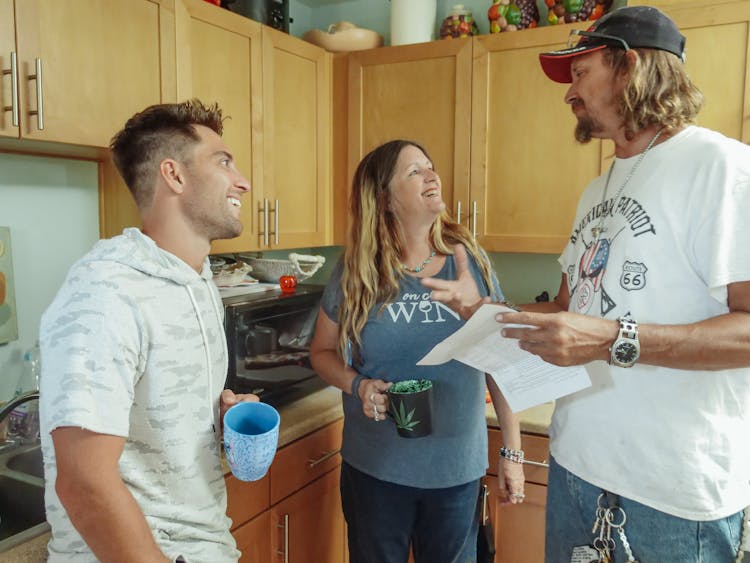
[{"left": 613, "top": 341, "right": 639, "bottom": 364}]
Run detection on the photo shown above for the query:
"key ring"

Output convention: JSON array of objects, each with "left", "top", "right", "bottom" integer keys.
[{"left": 605, "top": 506, "right": 627, "bottom": 529}]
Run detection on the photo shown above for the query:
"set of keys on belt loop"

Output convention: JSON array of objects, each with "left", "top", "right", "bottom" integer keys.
[{"left": 591, "top": 492, "right": 638, "bottom": 563}]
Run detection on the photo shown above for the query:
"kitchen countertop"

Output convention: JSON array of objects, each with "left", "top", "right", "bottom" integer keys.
[
  {"left": 5, "top": 387, "right": 554, "bottom": 562},
  {"left": 273, "top": 386, "right": 553, "bottom": 449}
]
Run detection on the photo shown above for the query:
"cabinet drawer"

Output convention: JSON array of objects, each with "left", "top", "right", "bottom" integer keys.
[
  {"left": 226, "top": 472, "right": 271, "bottom": 530},
  {"left": 270, "top": 418, "right": 343, "bottom": 504},
  {"left": 487, "top": 429, "right": 549, "bottom": 486}
]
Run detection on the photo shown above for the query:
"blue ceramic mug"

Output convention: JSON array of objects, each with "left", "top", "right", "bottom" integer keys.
[{"left": 223, "top": 401, "right": 280, "bottom": 481}]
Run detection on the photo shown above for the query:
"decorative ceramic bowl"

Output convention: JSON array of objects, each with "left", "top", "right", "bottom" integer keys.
[
  {"left": 303, "top": 22, "right": 383, "bottom": 52},
  {"left": 213, "top": 261, "right": 253, "bottom": 286}
]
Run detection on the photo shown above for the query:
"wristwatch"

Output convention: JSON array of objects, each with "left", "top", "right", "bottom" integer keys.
[{"left": 609, "top": 315, "right": 640, "bottom": 367}]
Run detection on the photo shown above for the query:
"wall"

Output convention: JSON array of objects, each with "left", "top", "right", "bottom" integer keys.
[
  {"left": 262, "top": 246, "right": 562, "bottom": 304},
  {"left": 291, "top": 0, "right": 627, "bottom": 44},
  {"left": 0, "top": 154, "right": 100, "bottom": 402}
]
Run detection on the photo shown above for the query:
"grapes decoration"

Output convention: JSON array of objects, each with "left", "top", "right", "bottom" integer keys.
[
  {"left": 488, "top": 0, "right": 539, "bottom": 33},
  {"left": 545, "top": 0, "right": 613, "bottom": 24}
]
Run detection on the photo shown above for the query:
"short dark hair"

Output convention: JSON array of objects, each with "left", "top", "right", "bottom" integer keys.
[{"left": 109, "top": 99, "right": 225, "bottom": 208}]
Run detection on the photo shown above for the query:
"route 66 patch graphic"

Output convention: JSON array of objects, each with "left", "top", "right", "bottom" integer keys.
[{"left": 620, "top": 261, "right": 647, "bottom": 291}]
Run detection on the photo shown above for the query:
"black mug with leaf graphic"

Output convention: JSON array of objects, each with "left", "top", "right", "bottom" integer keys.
[{"left": 386, "top": 379, "right": 433, "bottom": 438}]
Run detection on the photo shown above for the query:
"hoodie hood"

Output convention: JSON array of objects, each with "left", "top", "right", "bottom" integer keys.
[{"left": 81, "top": 228, "right": 213, "bottom": 285}]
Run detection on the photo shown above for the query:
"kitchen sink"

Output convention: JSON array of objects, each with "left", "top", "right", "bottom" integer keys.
[
  {"left": 0, "top": 444, "right": 49, "bottom": 553},
  {"left": 5, "top": 445, "right": 43, "bottom": 479},
  {"left": 0, "top": 474, "right": 46, "bottom": 542}
]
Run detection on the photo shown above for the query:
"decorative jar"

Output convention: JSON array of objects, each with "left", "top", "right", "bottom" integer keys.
[{"left": 440, "top": 4, "right": 479, "bottom": 39}]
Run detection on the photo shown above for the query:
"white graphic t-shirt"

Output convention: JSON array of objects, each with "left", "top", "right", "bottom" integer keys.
[{"left": 553, "top": 126, "right": 750, "bottom": 520}]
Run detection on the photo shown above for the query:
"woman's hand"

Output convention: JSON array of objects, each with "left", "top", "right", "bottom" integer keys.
[
  {"left": 359, "top": 378, "right": 392, "bottom": 421},
  {"left": 499, "top": 458, "right": 526, "bottom": 505},
  {"left": 421, "top": 244, "right": 488, "bottom": 320}
]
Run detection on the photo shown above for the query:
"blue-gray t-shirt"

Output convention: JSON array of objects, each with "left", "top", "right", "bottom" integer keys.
[{"left": 321, "top": 254, "right": 503, "bottom": 488}]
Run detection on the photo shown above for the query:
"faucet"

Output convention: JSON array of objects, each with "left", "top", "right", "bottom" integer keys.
[{"left": 0, "top": 390, "right": 40, "bottom": 449}]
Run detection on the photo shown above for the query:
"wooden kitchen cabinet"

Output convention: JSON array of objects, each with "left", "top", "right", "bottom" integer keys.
[
  {"left": 175, "top": 0, "right": 264, "bottom": 254},
  {"left": 342, "top": 1, "right": 750, "bottom": 255},
  {"left": 261, "top": 27, "right": 331, "bottom": 250},
  {"left": 234, "top": 511, "right": 272, "bottom": 563},
  {"left": 637, "top": 1, "right": 750, "bottom": 143},
  {"left": 0, "top": 0, "right": 174, "bottom": 147},
  {"left": 486, "top": 428, "right": 549, "bottom": 562},
  {"left": 345, "top": 39, "right": 473, "bottom": 240},
  {"left": 99, "top": 0, "right": 332, "bottom": 249},
  {"left": 226, "top": 419, "right": 346, "bottom": 563},
  {"left": 272, "top": 466, "right": 346, "bottom": 563},
  {"left": 471, "top": 25, "right": 603, "bottom": 254}
]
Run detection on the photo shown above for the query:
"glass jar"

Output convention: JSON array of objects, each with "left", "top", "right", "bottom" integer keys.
[{"left": 439, "top": 4, "right": 479, "bottom": 39}]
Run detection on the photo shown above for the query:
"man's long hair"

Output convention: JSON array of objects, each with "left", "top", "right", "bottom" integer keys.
[
  {"left": 607, "top": 48, "right": 703, "bottom": 139},
  {"left": 338, "top": 139, "right": 497, "bottom": 361},
  {"left": 110, "top": 99, "right": 225, "bottom": 208}
]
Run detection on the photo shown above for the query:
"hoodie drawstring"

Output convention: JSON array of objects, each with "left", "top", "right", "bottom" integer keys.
[{"left": 185, "top": 284, "right": 216, "bottom": 433}]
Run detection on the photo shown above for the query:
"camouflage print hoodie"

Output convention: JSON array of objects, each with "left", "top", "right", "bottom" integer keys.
[{"left": 40, "top": 228, "right": 239, "bottom": 563}]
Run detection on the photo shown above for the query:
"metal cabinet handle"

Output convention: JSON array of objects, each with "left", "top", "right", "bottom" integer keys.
[
  {"left": 273, "top": 198, "right": 279, "bottom": 245},
  {"left": 523, "top": 458, "right": 550, "bottom": 469},
  {"left": 456, "top": 200, "right": 462, "bottom": 225},
  {"left": 481, "top": 483, "right": 489, "bottom": 524},
  {"left": 259, "top": 198, "right": 269, "bottom": 246},
  {"left": 308, "top": 448, "right": 340, "bottom": 468},
  {"left": 27, "top": 58, "right": 43, "bottom": 130},
  {"left": 2, "top": 52, "right": 19, "bottom": 126},
  {"left": 472, "top": 200, "right": 478, "bottom": 239},
  {"left": 276, "top": 513, "right": 289, "bottom": 563}
]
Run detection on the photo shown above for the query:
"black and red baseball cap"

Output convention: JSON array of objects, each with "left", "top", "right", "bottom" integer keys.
[{"left": 539, "top": 6, "right": 687, "bottom": 83}]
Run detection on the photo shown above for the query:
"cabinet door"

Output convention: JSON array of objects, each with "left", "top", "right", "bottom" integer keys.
[
  {"left": 11, "top": 0, "right": 173, "bottom": 146},
  {"left": 487, "top": 478, "right": 547, "bottom": 563},
  {"left": 270, "top": 418, "right": 343, "bottom": 505},
  {"left": 662, "top": 1, "right": 750, "bottom": 142},
  {"left": 0, "top": 0, "right": 17, "bottom": 138},
  {"left": 472, "top": 27, "right": 603, "bottom": 254},
  {"left": 347, "top": 40, "right": 473, "bottom": 230},
  {"left": 603, "top": 1, "right": 750, "bottom": 162},
  {"left": 234, "top": 510, "right": 272, "bottom": 563},
  {"left": 177, "top": 0, "right": 264, "bottom": 254},
  {"left": 272, "top": 466, "right": 346, "bottom": 563},
  {"left": 262, "top": 27, "right": 331, "bottom": 249}
]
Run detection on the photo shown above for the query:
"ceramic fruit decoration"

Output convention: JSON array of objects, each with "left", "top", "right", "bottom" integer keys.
[
  {"left": 546, "top": 0, "right": 612, "bottom": 24},
  {"left": 488, "top": 0, "right": 539, "bottom": 33},
  {"left": 440, "top": 4, "right": 480, "bottom": 39}
]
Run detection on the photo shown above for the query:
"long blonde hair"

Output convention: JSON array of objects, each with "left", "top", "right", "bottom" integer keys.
[
  {"left": 338, "top": 140, "right": 496, "bottom": 361},
  {"left": 606, "top": 48, "right": 703, "bottom": 139}
]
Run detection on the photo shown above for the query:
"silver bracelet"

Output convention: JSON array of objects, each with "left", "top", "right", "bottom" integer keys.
[{"left": 500, "top": 446, "right": 525, "bottom": 464}]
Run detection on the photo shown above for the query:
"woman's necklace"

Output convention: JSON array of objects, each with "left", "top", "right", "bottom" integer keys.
[
  {"left": 591, "top": 128, "right": 664, "bottom": 240},
  {"left": 402, "top": 250, "right": 436, "bottom": 273}
]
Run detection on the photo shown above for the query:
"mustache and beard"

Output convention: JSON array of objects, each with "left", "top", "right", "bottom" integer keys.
[{"left": 572, "top": 99, "right": 598, "bottom": 144}]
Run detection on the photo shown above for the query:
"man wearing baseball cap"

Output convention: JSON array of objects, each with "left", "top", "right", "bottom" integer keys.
[
  {"left": 526, "top": 5, "right": 750, "bottom": 561},
  {"left": 423, "top": 4, "right": 750, "bottom": 562}
]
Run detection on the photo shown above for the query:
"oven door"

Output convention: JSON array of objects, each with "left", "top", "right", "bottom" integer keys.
[{"left": 225, "top": 289, "right": 325, "bottom": 404}]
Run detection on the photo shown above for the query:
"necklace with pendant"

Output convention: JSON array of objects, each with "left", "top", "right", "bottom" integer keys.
[
  {"left": 591, "top": 128, "right": 664, "bottom": 240},
  {"left": 402, "top": 250, "right": 436, "bottom": 273}
]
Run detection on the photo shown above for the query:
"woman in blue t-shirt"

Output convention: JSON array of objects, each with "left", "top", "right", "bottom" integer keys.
[{"left": 310, "top": 140, "right": 526, "bottom": 563}]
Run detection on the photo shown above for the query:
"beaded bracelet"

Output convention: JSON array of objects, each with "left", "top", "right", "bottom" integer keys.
[{"left": 500, "top": 446, "right": 525, "bottom": 464}]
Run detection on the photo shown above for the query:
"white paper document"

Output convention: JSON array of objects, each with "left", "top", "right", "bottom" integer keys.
[{"left": 418, "top": 304, "right": 591, "bottom": 412}]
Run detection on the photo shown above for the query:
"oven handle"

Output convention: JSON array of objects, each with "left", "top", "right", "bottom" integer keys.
[{"left": 308, "top": 448, "right": 340, "bottom": 468}]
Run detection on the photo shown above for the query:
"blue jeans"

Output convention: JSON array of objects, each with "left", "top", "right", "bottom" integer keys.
[
  {"left": 545, "top": 456, "right": 743, "bottom": 562},
  {"left": 340, "top": 462, "right": 480, "bottom": 563}
]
